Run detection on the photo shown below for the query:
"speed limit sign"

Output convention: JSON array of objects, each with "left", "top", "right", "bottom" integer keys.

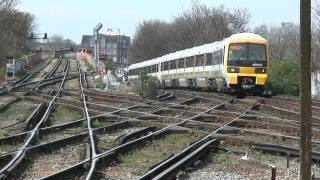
[{"left": 115, "top": 68, "right": 126, "bottom": 77}]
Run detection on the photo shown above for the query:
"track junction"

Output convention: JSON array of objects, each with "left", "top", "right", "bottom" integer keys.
[{"left": 1, "top": 54, "right": 320, "bottom": 179}]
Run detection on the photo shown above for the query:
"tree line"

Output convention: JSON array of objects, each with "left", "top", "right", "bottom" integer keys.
[
  {"left": 129, "top": 1, "right": 250, "bottom": 64},
  {"left": 0, "top": 0, "right": 36, "bottom": 67}
]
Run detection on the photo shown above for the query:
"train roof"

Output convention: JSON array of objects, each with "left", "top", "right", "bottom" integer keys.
[
  {"left": 129, "top": 33, "right": 266, "bottom": 70},
  {"left": 228, "top": 33, "right": 266, "bottom": 40}
]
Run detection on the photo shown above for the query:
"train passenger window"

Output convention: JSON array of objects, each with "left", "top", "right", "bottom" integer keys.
[
  {"left": 164, "top": 61, "right": 169, "bottom": 70},
  {"left": 178, "top": 58, "right": 184, "bottom": 68},
  {"left": 206, "top": 53, "right": 213, "bottom": 65},
  {"left": 186, "top": 57, "right": 193, "bottom": 67},
  {"left": 151, "top": 65, "right": 156, "bottom": 73},
  {"left": 212, "top": 51, "right": 217, "bottom": 65},
  {"left": 161, "top": 63, "right": 164, "bottom": 71},
  {"left": 170, "top": 60, "right": 177, "bottom": 70},
  {"left": 156, "top": 64, "right": 159, "bottom": 72},
  {"left": 220, "top": 48, "right": 224, "bottom": 64},
  {"left": 214, "top": 51, "right": 221, "bottom": 64},
  {"left": 196, "top": 55, "right": 204, "bottom": 67}
]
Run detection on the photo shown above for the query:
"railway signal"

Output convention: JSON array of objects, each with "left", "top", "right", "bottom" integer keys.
[{"left": 28, "top": 32, "right": 48, "bottom": 40}]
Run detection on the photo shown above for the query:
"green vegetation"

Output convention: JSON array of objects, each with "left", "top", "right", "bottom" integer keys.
[
  {"left": 49, "top": 105, "right": 83, "bottom": 125},
  {"left": 208, "top": 150, "right": 236, "bottom": 163},
  {"left": 0, "top": 67, "right": 5, "bottom": 82},
  {"left": 133, "top": 69, "right": 159, "bottom": 98},
  {"left": 15, "top": 69, "right": 28, "bottom": 78},
  {"left": 269, "top": 58, "right": 299, "bottom": 96},
  {"left": 119, "top": 133, "right": 197, "bottom": 176},
  {"left": 106, "top": 58, "right": 116, "bottom": 74},
  {"left": 83, "top": 161, "right": 91, "bottom": 171},
  {"left": 95, "top": 77, "right": 105, "bottom": 89},
  {"left": 91, "top": 120, "right": 102, "bottom": 128},
  {"left": 85, "top": 61, "right": 92, "bottom": 71}
]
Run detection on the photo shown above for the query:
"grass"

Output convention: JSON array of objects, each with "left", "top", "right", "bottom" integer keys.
[
  {"left": 0, "top": 100, "right": 38, "bottom": 138},
  {"left": 95, "top": 78, "right": 105, "bottom": 89},
  {"left": 64, "top": 79, "right": 80, "bottom": 90},
  {"left": 208, "top": 150, "right": 236, "bottom": 164},
  {"left": 117, "top": 133, "right": 198, "bottom": 176},
  {"left": 49, "top": 105, "right": 83, "bottom": 125},
  {"left": 206, "top": 144, "right": 317, "bottom": 179},
  {"left": 91, "top": 120, "right": 103, "bottom": 128}
]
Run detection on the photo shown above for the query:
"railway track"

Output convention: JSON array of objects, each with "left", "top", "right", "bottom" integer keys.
[{"left": 1, "top": 54, "right": 320, "bottom": 179}]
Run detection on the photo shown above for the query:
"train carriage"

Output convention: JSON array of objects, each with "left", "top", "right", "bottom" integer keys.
[{"left": 128, "top": 33, "right": 269, "bottom": 94}]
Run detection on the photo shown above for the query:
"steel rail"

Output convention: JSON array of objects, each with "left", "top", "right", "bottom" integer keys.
[
  {"left": 76, "top": 60, "right": 97, "bottom": 180},
  {"left": 32, "top": 58, "right": 63, "bottom": 90},
  {"left": 139, "top": 99, "right": 256, "bottom": 179},
  {"left": 0, "top": 59, "right": 70, "bottom": 179}
]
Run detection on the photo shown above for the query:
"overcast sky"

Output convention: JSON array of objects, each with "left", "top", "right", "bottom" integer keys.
[{"left": 18, "top": 0, "right": 299, "bottom": 43}]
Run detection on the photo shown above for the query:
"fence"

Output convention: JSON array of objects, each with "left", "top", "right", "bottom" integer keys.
[{"left": 6, "top": 52, "right": 42, "bottom": 79}]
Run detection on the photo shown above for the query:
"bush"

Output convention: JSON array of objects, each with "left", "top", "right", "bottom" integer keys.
[
  {"left": 15, "top": 69, "right": 28, "bottom": 78},
  {"left": 133, "top": 70, "right": 159, "bottom": 98},
  {"left": 269, "top": 58, "right": 299, "bottom": 96},
  {"left": 95, "top": 77, "right": 105, "bottom": 89},
  {"left": 0, "top": 68, "right": 5, "bottom": 82}
]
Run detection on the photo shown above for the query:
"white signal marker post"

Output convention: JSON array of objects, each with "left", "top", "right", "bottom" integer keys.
[{"left": 300, "top": 0, "right": 312, "bottom": 179}]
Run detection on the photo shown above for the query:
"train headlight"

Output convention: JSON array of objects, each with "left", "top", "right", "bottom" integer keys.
[
  {"left": 227, "top": 67, "right": 239, "bottom": 73},
  {"left": 255, "top": 68, "right": 267, "bottom": 74}
]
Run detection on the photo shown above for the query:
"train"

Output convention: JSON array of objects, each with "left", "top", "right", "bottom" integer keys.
[{"left": 128, "top": 33, "right": 269, "bottom": 94}]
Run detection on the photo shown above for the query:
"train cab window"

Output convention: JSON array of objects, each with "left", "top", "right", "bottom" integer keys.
[
  {"left": 206, "top": 53, "right": 213, "bottom": 65},
  {"left": 196, "top": 55, "right": 204, "bottom": 67},
  {"left": 178, "top": 58, "right": 184, "bottom": 68},
  {"left": 228, "top": 43, "right": 266, "bottom": 67}
]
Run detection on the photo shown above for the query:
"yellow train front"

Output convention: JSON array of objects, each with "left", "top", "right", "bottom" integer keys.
[{"left": 223, "top": 33, "right": 269, "bottom": 94}]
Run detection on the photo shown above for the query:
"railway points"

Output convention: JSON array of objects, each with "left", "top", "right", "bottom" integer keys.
[{"left": 0, "top": 52, "right": 320, "bottom": 179}]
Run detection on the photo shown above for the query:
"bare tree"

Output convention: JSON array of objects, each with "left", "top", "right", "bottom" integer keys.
[
  {"left": 254, "top": 23, "right": 299, "bottom": 61},
  {"left": 129, "top": 19, "right": 172, "bottom": 64},
  {"left": 0, "top": 0, "right": 17, "bottom": 11},
  {"left": 0, "top": 0, "right": 36, "bottom": 67},
  {"left": 312, "top": 1, "right": 320, "bottom": 70},
  {"left": 129, "top": 1, "right": 250, "bottom": 64},
  {"left": 171, "top": 3, "right": 250, "bottom": 51}
]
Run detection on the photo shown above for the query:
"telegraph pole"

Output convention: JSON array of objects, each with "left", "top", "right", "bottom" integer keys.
[{"left": 300, "top": 0, "right": 312, "bottom": 179}]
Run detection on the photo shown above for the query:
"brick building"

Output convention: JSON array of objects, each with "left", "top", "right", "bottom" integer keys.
[{"left": 81, "top": 32, "right": 130, "bottom": 65}]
